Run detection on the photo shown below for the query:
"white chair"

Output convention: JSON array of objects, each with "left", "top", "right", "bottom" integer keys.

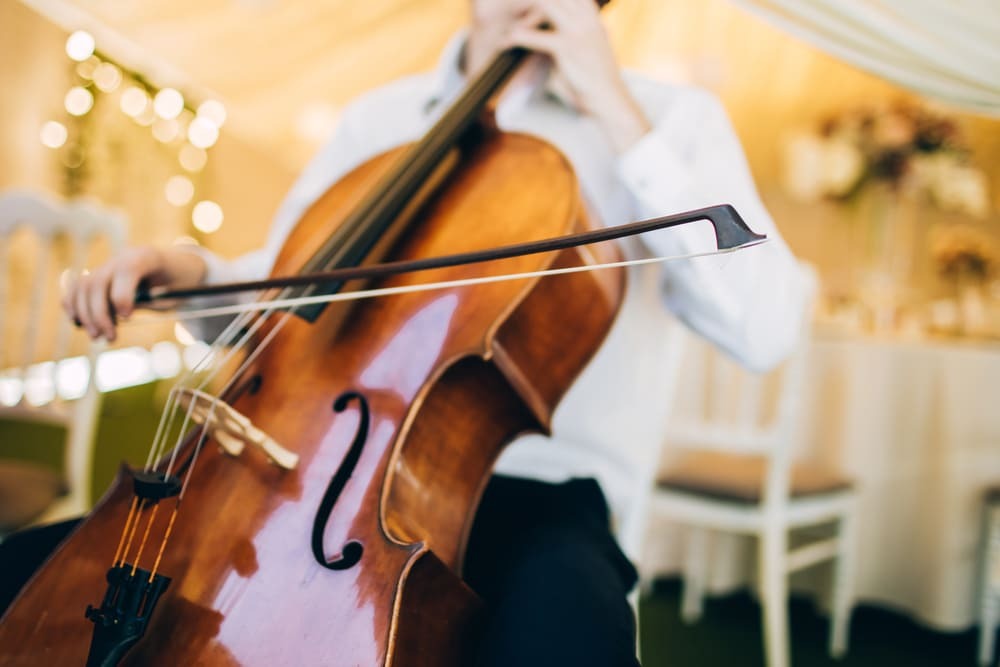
[
  {"left": 0, "top": 190, "right": 126, "bottom": 535},
  {"left": 980, "top": 487, "right": 1000, "bottom": 666},
  {"left": 646, "top": 278, "right": 857, "bottom": 667}
]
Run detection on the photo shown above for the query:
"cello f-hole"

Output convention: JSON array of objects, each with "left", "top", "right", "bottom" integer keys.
[{"left": 311, "top": 391, "right": 370, "bottom": 570}]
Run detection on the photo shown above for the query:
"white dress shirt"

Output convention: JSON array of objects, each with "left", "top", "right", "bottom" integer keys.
[{"left": 192, "top": 35, "right": 809, "bottom": 531}]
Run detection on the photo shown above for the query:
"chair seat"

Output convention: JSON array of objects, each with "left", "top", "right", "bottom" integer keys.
[
  {"left": 657, "top": 451, "right": 852, "bottom": 504},
  {"left": 0, "top": 460, "right": 66, "bottom": 532}
]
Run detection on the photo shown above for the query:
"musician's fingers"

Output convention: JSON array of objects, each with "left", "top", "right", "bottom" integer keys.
[
  {"left": 61, "top": 275, "right": 79, "bottom": 324},
  {"left": 86, "top": 267, "right": 116, "bottom": 341},
  {"left": 73, "top": 273, "right": 99, "bottom": 339},
  {"left": 108, "top": 258, "right": 149, "bottom": 321},
  {"left": 506, "top": 21, "right": 562, "bottom": 56}
]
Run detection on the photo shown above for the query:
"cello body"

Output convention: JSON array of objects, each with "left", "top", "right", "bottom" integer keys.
[{"left": 0, "top": 127, "right": 625, "bottom": 664}]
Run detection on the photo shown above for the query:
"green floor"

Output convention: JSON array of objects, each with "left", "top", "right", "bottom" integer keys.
[
  {"left": 639, "top": 579, "right": 982, "bottom": 666},
  {"left": 2, "top": 383, "right": 986, "bottom": 665}
]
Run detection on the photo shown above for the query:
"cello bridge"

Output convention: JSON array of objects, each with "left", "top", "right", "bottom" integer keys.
[{"left": 174, "top": 388, "right": 299, "bottom": 470}]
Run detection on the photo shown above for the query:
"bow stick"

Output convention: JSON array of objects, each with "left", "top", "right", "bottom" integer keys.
[{"left": 136, "top": 204, "right": 764, "bottom": 305}]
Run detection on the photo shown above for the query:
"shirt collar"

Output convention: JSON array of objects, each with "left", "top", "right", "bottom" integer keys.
[{"left": 424, "top": 29, "right": 471, "bottom": 113}]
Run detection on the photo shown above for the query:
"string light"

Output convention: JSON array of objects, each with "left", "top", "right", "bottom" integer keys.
[
  {"left": 76, "top": 56, "right": 99, "bottom": 80},
  {"left": 40, "top": 121, "right": 68, "bottom": 148},
  {"left": 165, "top": 175, "right": 195, "bottom": 206},
  {"left": 187, "top": 117, "right": 219, "bottom": 149},
  {"left": 152, "top": 118, "right": 180, "bottom": 143},
  {"left": 65, "top": 31, "right": 95, "bottom": 62},
  {"left": 153, "top": 88, "right": 185, "bottom": 120},
  {"left": 93, "top": 62, "right": 122, "bottom": 93},
  {"left": 55, "top": 31, "right": 227, "bottom": 242},
  {"left": 64, "top": 86, "right": 94, "bottom": 116},
  {"left": 119, "top": 86, "right": 149, "bottom": 117},
  {"left": 197, "top": 100, "right": 226, "bottom": 128},
  {"left": 192, "top": 201, "right": 224, "bottom": 233},
  {"left": 179, "top": 145, "right": 208, "bottom": 172}
]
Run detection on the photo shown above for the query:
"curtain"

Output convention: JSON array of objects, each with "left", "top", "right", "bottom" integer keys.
[{"left": 728, "top": 0, "right": 1000, "bottom": 117}]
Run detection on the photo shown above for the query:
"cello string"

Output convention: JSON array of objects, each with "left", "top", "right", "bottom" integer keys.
[
  {"left": 129, "top": 503, "right": 160, "bottom": 575},
  {"left": 117, "top": 499, "right": 145, "bottom": 567},
  {"left": 143, "top": 306, "right": 263, "bottom": 472},
  {"left": 172, "top": 309, "right": 297, "bottom": 500},
  {"left": 111, "top": 497, "right": 139, "bottom": 566},
  {"left": 147, "top": 291, "right": 289, "bottom": 476},
  {"left": 127, "top": 243, "right": 766, "bottom": 326},
  {"left": 124, "top": 306, "right": 280, "bottom": 567},
  {"left": 148, "top": 502, "right": 180, "bottom": 582}
]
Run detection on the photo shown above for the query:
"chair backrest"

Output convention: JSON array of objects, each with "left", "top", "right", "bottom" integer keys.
[
  {"left": 661, "top": 262, "right": 818, "bottom": 511},
  {"left": 0, "top": 190, "right": 126, "bottom": 519}
]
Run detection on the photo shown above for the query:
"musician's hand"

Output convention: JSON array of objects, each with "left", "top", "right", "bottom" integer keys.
[
  {"left": 467, "top": 0, "right": 651, "bottom": 153},
  {"left": 504, "top": 0, "right": 651, "bottom": 152},
  {"left": 61, "top": 246, "right": 206, "bottom": 342}
]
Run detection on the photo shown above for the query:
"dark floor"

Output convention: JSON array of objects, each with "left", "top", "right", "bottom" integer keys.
[{"left": 639, "top": 579, "right": 984, "bottom": 667}]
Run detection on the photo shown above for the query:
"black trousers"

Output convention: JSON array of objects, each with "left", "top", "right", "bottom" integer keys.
[
  {"left": 1, "top": 476, "right": 640, "bottom": 666},
  {"left": 464, "top": 475, "right": 641, "bottom": 667}
]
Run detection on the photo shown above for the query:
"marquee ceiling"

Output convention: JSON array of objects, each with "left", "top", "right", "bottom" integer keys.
[{"left": 21, "top": 0, "right": 1000, "bottom": 182}]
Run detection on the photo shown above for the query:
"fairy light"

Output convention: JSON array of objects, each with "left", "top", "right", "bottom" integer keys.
[
  {"left": 40, "top": 121, "right": 68, "bottom": 148},
  {"left": 192, "top": 201, "right": 224, "bottom": 233},
  {"left": 135, "top": 105, "right": 157, "bottom": 127},
  {"left": 179, "top": 145, "right": 208, "bottom": 172},
  {"left": 56, "top": 30, "right": 224, "bottom": 241},
  {"left": 154, "top": 88, "right": 185, "bottom": 120},
  {"left": 165, "top": 175, "right": 195, "bottom": 206},
  {"left": 65, "top": 31, "right": 95, "bottom": 62},
  {"left": 197, "top": 100, "right": 227, "bottom": 128},
  {"left": 75, "top": 56, "right": 99, "bottom": 80},
  {"left": 64, "top": 86, "right": 94, "bottom": 116},
  {"left": 152, "top": 118, "right": 180, "bottom": 143},
  {"left": 93, "top": 62, "right": 122, "bottom": 93},
  {"left": 120, "top": 87, "right": 148, "bottom": 117},
  {"left": 187, "top": 117, "right": 219, "bottom": 149}
]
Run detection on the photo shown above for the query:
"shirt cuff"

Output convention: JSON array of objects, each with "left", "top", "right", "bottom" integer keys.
[{"left": 616, "top": 123, "right": 694, "bottom": 212}]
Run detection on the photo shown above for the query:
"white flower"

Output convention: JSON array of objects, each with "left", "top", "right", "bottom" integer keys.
[
  {"left": 932, "top": 160, "right": 990, "bottom": 218},
  {"left": 823, "top": 139, "right": 864, "bottom": 197},
  {"left": 782, "top": 132, "right": 827, "bottom": 201}
]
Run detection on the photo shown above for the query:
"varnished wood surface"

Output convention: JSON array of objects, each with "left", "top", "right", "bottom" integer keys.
[{"left": 0, "top": 132, "right": 624, "bottom": 666}]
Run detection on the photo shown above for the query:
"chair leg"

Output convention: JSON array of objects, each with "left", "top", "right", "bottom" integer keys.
[
  {"left": 980, "top": 505, "right": 1000, "bottom": 666},
  {"left": 759, "top": 525, "right": 789, "bottom": 667},
  {"left": 982, "top": 593, "right": 999, "bottom": 667},
  {"left": 681, "top": 526, "right": 710, "bottom": 623},
  {"left": 830, "top": 506, "right": 857, "bottom": 658}
]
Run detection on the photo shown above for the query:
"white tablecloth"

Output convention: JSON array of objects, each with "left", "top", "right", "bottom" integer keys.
[{"left": 642, "top": 334, "right": 1000, "bottom": 630}]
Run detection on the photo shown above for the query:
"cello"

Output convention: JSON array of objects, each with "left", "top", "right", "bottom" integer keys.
[{"left": 0, "top": 15, "right": 761, "bottom": 666}]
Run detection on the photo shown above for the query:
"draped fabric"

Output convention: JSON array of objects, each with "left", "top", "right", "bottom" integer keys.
[{"left": 728, "top": 0, "right": 1000, "bottom": 117}]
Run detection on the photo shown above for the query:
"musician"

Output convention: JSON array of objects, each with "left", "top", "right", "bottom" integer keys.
[{"left": 61, "top": 0, "right": 809, "bottom": 664}]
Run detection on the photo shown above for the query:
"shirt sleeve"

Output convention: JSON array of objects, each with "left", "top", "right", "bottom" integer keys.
[{"left": 617, "top": 84, "right": 811, "bottom": 372}]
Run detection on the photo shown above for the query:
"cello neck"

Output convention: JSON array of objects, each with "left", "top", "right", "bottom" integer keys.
[{"left": 288, "top": 46, "right": 533, "bottom": 321}]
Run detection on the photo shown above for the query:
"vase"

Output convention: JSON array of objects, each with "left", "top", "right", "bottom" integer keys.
[
  {"left": 957, "top": 280, "right": 988, "bottom": 336},
  {"left": 851, "top": 184, "right": 914, "bottom": 334}
]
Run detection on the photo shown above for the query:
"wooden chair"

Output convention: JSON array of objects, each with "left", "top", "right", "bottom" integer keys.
[
  {"left": 0, "top": 190, "right": 126, "bottom": 535},
  {"left": 647, "top": 269, "right": 857, "bottom": 667},
  {"left": 980, "top": 487, "right": 1000, "bottom": 666}
]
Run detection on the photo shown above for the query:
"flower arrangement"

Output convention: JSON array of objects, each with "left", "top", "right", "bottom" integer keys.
[
  {"left": 928, "top": 224, "right": 998, "bottom": 283},
  {"left": 784, "top": 101, "right": 990, "bottom": 218}
]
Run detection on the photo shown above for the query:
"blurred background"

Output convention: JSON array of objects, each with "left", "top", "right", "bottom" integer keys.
[{"left": 1, "top": 0, "right": 998, "bottom": 665}]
